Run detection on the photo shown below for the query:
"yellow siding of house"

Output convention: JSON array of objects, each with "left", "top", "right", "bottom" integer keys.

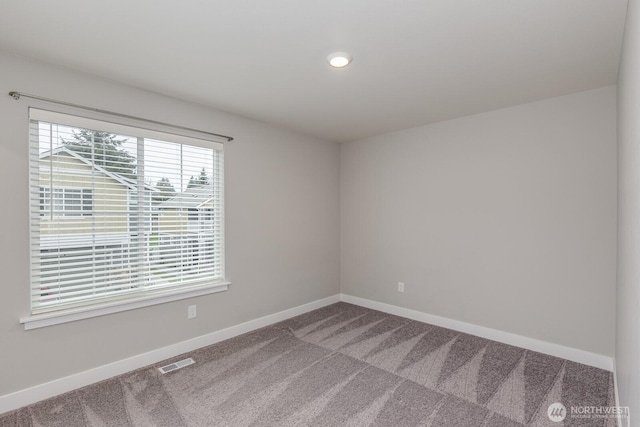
[
  {"left": 158, "top": 208, "right": 187, "bottom": 234},
  {"left": 39, "top": 153, "right": 129, "bottom": 235}
]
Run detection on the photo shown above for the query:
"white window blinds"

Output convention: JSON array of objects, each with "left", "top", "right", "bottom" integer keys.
[{"left": 29, "top": 108, "right": 225, "bottom": 315}]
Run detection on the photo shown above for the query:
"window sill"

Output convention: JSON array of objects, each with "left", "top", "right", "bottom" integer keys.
[{"left": 20, "top": 282, "right": 230, "bottom": 330}]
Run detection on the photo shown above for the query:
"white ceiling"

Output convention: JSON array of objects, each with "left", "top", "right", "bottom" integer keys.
[{"left": 0, "top": 0, "right": 629, "bottom": 142}]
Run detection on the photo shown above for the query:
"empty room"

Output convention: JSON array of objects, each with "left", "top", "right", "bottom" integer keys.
[{"left": 0, "top": 1, "right": 638, "bottom": 426}]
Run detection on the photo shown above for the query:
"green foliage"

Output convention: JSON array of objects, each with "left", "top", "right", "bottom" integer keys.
[
  {"left": 63, "top": 129, "right": 136, "bottom": 179},
  {"left": 153, "top": 177, "right": 176, "bottom": 203}
]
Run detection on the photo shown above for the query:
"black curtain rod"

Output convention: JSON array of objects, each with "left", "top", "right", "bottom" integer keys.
[{"left": 8, "top": 91, "right": 234, "bottom": 142}]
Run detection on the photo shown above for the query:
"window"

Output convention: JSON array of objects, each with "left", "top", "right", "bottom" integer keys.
[
  {"left": 40, "top": 187, "right": 93, "bottom": 217},
  {"left": 29, "top": 109, "right": 226, "bottom": 318}
]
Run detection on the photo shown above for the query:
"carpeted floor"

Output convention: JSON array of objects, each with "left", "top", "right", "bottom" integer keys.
[{"left": 0, "top": 302, "right": 617, "bottom": 426}]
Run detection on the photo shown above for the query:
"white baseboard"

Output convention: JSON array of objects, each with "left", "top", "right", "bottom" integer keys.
[
  {"left": 613, "top": 359, "right": 620, "bottom": 407},
  {"left": 612, "top": 360, "right": 628, "bottom": 427},
  {"left": 340, "top": 294, "right": 614, "bottom": 372},
  {"left": 0, "top": 294, "right": 341, "bottom": 414}
]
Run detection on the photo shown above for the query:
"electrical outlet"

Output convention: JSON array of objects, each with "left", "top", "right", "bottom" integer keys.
[
  {"left": 188, "top": 305, "right": 197, "bottom": 319},
  {"left": 398, "top": 282, "right": 405, "bottom": 293}
]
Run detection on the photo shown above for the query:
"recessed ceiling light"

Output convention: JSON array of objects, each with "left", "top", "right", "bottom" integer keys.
[{"left": 327, "top": 52, "right": 352, "bottom": 68}]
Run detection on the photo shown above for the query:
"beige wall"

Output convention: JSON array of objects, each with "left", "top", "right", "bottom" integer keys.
[
  {"left": 341, "top": 86, "right": 617, "bottom": 356},
  {"left": 617, "top": 0, "right": 640, "bottom": 417},
  {"left": 158, "top": 208, "right": 187, "bottom": 235},
  {"left": 0, "top": 52, "right": 340, "bottom": 396},
  {"left": 39, "top": 153, "right": 129, "bottom": 236}
]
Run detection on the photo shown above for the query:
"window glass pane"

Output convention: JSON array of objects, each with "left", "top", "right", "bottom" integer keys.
[{"left": 82, "top": 189, "right": 93, "bottom": 216}]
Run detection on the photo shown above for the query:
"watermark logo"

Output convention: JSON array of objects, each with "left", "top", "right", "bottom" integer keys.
[
  {"left": 547, "top": 403, "right": 630, "bottom": 426},
  {"left": 547, "top": 402, "right": 566, "bottom": 422}
]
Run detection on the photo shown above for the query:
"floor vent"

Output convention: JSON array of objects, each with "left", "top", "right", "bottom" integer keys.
[{"left": 158, "top": 357, "right": 195, "bottom": 374}]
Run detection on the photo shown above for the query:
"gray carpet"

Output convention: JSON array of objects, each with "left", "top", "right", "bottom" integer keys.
[{"left": 0, "top": 303, "right": 617, "bottom": 426}]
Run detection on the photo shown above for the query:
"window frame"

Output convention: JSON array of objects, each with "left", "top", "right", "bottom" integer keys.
[{"left": 22, "top": 108, "right": 229, "bottom": 330}]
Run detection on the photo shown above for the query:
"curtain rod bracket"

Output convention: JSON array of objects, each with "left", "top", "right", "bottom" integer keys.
[{"left": 9, "top": 91, "right": 21, "bottom": 100}]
